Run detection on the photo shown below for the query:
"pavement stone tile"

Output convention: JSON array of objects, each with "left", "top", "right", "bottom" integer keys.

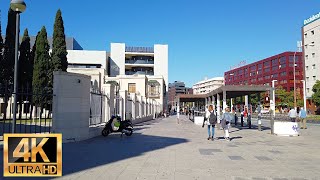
[
  {"left": 255, "top": 156, "right": 273, "bottom": 161},
  {"left": 229, "top": 156, "right": 245, "bottom": 160}
]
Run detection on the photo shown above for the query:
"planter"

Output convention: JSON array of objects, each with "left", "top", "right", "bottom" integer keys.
[
  {"left": 274, "top": 121, "right": 299, "bottom": 136},
  {"left": 194, "top": 116, "right": 204, "bottom": 126}
]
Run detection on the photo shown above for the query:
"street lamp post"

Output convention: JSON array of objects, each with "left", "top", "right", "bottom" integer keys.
[
  {"left": 301, "top": 80, "right": 307, "bottom": 111},
  {"left": 293, "top": 41, "right": 302, "bottom": 110},
  {"left": 10, "top": 0, "right": 26, "bottom": 133},
  {"left": 271, "top": 79, "right": 277, "bottom": 135},
  {"left": 271, "top": 80, "right": 278, "bottom": 117}
]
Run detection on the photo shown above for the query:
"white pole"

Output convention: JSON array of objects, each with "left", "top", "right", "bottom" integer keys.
[
  {"left": 302, "top": 80, "right": 307, "bottom": 111},
  {"left": 272, "top": 80, "right": 277, "bottom": 117}
]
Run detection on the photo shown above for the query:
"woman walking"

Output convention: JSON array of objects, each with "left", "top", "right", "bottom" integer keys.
[
  {"left": 221, "top": 107, "right": 232, "bottom": 141},
  {"left": 205, "top": 105, "right": 217, "bottom": 140}
]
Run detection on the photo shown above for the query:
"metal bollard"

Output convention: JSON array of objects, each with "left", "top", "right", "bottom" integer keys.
[
  {"left": 248, "top": 114, "right": 251, "bottom": 129},
  {"left": 241, "top": 114, "right": 244, "bottom": 127},
  {"left": 235, "top": 114, "right": 238, "bottom": 126},
  {"left": 258, "top": 113, "right": 262, "bottom": 131}
]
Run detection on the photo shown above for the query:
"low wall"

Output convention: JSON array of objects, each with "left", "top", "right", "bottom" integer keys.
[{"left": 132, "top": 115, "right": 154, "bottom": 125}]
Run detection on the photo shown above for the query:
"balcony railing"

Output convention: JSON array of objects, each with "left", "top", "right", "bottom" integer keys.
[
  {"left": 125, "top": 71, "right": 154, "bottom": 75},
  {"left": 125, "top": 59, "right": 154, "bottom": 64},
  {"left": 125, "top": 46, "right": 154, "bottom": 53},
  {"left": 148, "top": 93, "right": 160, "bottom": 98}
]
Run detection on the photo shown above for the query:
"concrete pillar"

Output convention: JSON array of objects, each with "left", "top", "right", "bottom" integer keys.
[
  {"left": 103, "top": 84, "right": 115, "bottom": 121},
  {"left": 131, "top": 94, "right": 136, "bottom": 120},
  {"left": 143, "top": 97, "right": 147, "bottom": 117},
  {"left": 231, "top": 98, "right": 233, "bottom": 112},
  {"left": 119, "top": 90, "right": 128, "bottom": 120},
  {"left": 140, "top": 96, "right": 143, "bottom": 117},
  {"left": 177, "top": 98, "right": 180, "bottom": 119},
  {"left": 223, "top": 90, "right": 227, "bottom": 113},
  {"left": 217, "top": 94, "right": 221, "bottom": 120},
  {"left": 245, "top": 95, "right": 249, "bottom": 109},
  {"left": 212, "top": 96, "right": 216, "bottom": 106}
]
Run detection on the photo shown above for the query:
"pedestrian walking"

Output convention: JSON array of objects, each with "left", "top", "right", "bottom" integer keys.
[
  {"left": 221, "top": 107, "right": 232, "bottom": 141},
  {"left": 288, "top": 107, "right": 297, "bottom": 122},
  {"left": 203, "top": 105, "right": 217, "bottom": 140},
  {"left": 299, "top": 107, "right": 307, "bottom": 129}
]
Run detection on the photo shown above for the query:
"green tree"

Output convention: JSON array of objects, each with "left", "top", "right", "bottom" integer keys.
[
  {"left": 3, "top": 8, "right": 17, "bottom": 88},
  {"left": 1, "top": 9, "right": 17, "bottom": 119},
  {"left": 17, "top": 29, "right": 31, "bottom": 119},
  {"left": 18, "top": 29, "right": 31, "bottom": 90},
  {"left": 32, "top": 26, "right": 51, "bottom": 114},
  {"left": 51, "top": 9, "right": 68, "bottom": 72},
  {"left": 0, "top": 17, "right": 4, "bottom": 88},
  {"left": 312, "top": 80, "right": 320, "bottom": 106}
]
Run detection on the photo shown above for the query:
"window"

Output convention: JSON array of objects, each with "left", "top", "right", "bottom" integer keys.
[
  {"left": 306, "top": 55, "right": 308, "bottom": 60},
  {"left": 312, "top": 53, "right": 315, "bottom": 58},
  {"left": 128, "top": 83, "right": 136, "bottom": 93},
  {"left": 313, "top": 64, "right": 316, "bottom": 69},
  {"left": 313, "top": 76, "right": 316, "bottom": 80},
  {"left": 272, "top": 59, "right": 278, "bottom": 65},
  {"left": 311, "top": 30, "right": 314, "bottom": 35},
  {"left": 306, "top": 77, "right": 309, "bottom": 81},
  {"left": 280, "top": 72, "right": 287, "bottom": 76},
  {"left": 304, "top": 33, "right": 307, "bottom": 38},
  {"left": 307, "top": 88, "right": 310, "bottom": 93},
  {"left": 306, "top": 66, "right": 309, "bottom": 70}
]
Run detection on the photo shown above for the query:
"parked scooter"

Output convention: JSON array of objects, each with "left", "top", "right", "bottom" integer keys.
[{"left": 102, "top": 115, "right": 133, "bottom": 137}]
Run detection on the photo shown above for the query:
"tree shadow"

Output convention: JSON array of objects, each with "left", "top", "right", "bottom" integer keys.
[{"left": 0, "top": 132, "right": 188, "bottom": 179}]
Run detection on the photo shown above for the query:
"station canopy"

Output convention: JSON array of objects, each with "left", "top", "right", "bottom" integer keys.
[{"left": 176, "top": 85, "right": 271, "bottom": 102}]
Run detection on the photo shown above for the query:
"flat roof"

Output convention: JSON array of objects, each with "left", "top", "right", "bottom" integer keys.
[
  {"left": 176, "top": 94, "right": 206, "bottom": 102},
  {"left": 205, "top": 85, "right": 271, "bottom": 99}
]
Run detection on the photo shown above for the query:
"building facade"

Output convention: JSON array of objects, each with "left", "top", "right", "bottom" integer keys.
[
  {"left": 302, "top": 12, "right": 320, "bottom": 98},
  {"left": 192, "top": 77, "right": 224, "bottom": 95},
  {"left": 168, "top": 81, "right": 192, "bottom": 110},
  {"left": 109, "top": 43, "right": 168, "bottom": 90},
  {"left": 224, "top": 52, "right": 303, "bottom": 95}
]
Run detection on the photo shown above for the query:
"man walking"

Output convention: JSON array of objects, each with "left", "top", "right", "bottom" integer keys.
[
  {"left": 288, "top": 107, "right": 297, "bottom": 122},
  {"left": 299, "top": 107, "right": 307, "bottom": 129}
]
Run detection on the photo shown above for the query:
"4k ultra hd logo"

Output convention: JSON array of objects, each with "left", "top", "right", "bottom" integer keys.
[{"left": 3, "top": 134, "right": 62, "bottom": 177}]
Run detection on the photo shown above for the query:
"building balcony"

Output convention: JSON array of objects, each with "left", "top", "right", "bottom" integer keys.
[
  {"left": 148, "top": 93, "right": 160, "bottom": 98},
  {"left": 125, "top": 71, "right": 154, "bottom": 75},
  {"left": 125, "top": 46, "right": 154, "bottom": 53},
  {"left": 125, "top": 59, "right": 154, "bottom": 64}
]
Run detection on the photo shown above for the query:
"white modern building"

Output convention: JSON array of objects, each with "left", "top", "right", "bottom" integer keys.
[
  {"left": 192, "top": 77, "right": 224, "bottom": 95},
  {"left": 109, "top": 43, "right": 168, "bottom": 90},
  {"left": 303, "top": 12, "right": 320, "bottom": 98},
  {"left": 67, "top": 50, "right": 108, "bottom": 91}
]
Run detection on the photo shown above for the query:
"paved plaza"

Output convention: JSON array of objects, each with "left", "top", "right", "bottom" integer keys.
[{"left": 1, "top": 115, "right": 320, "bottom": 180}]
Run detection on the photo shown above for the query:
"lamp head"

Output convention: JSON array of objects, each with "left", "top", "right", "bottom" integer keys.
[{"left": 10, "top": 0, "right": 26, "bottom": 13}]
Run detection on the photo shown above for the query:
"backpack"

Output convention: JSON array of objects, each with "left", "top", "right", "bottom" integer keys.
[{"left": 209, "top": 111, "right": 217, "bottom": 124}]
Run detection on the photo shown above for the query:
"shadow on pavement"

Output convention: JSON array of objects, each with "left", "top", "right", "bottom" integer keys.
[{"left": 0, "top": 131, "right": 188, "bottom": 180}]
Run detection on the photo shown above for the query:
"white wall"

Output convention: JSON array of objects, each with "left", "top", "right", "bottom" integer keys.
[
  {"left": 303, "top": 19, "right": 320, "bottom": 98},
  {"left": 154, "top": 44, "right": 168, "bottom": 91},
  {"left": 52, "top": 71, "right": 91, "bottom": 142},
  {"left": 67, "top": 50, "right": 107, "bottom": 69},
  {"left": 110, "top": 43, "right": 125, "bottom": 76},
  {"left": 67, "top": 68, "right": 105, "bottom": 91}
]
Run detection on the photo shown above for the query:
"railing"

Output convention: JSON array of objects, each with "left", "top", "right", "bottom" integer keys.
[
  {"left": 148, "top": 93, "right": 160, "bottom": 98},
  {"left": 125, "top": 46, "right": 154, "bottom": 53},
  {"left": 125, "top": 59, "right": 154, "bottom": 64},
  {"left": 125, "top": 71, "right": 154, "bottom": 75}
]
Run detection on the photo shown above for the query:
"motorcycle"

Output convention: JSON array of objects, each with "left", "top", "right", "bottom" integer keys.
[{"left": 101, "top": 115, "right": 133, "bottom": 137}]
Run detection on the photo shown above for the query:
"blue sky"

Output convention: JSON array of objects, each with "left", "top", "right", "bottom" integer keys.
[{"left": 0, "top": 0, "right": 319, "bottom": 87}]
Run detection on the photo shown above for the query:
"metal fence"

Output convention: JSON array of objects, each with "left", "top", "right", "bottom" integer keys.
[
  {"left": 0, "top": 88, "right": 53, "bottom": 140},
  {"left": 89, "top": 89, "right": 108, "bottom": 126}
]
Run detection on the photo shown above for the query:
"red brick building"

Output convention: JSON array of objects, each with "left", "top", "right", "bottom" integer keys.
[{"left": 224, "top": 52, "right": 303, "bottom": 95}]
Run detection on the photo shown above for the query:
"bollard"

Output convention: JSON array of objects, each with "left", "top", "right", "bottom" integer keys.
[
  {"left": 235, "top": 114, "right": 238, "bottom": 126},
  {"left": 241, "top": 114, "right": 244, "bottom": 127},
  {"left": 258, "top": 113, "right": 262, "bottom": 131},
  {"left": 248, "top": 114, "right": 251, "bottom": 129},
  {"left": 270, "top": 110, "right": 274, "bottom": 134}
]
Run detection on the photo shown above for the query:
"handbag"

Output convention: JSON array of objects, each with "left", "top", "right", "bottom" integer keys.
[{"left": 202, "top": 118, "right": 206, "bottom": 128}]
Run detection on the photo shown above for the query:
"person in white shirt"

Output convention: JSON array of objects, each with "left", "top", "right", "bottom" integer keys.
[{"left": 288, "top": 107, "right": 297, "bottom": 122}]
